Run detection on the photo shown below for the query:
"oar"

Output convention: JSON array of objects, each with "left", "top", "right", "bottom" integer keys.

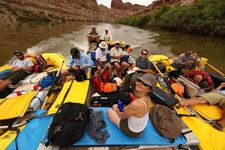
[
  {"left": 194, "top": 53, "right": 224, "bottom": 76},
  {"left": 151, "top": 60, "right": 214, "bottom": 123},
  {"left": 206, "top": 63, "right": 225, "bottom": 77},
  {"left": 151, "top": 61, "right": 196, "bottom": 113},
  {"left": 41, "top": 61, "right": 65, "bottom": 109}
]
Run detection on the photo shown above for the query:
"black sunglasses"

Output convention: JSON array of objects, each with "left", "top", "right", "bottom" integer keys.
[
  {"left": 137, "top": 79, "right": 148, "bottom": 87},
  {"left": 141, "top": 52, "right": 148, "bottom": 55},
  {"left": 16, "top": 54, "right": 23, "bottom": 57}
]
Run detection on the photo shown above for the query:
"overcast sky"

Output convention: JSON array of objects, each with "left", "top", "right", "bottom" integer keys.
[{"left": 97, "top": 0, "right": 155, "bottom": 8}]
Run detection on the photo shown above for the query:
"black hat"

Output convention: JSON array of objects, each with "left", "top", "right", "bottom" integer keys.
[{"left": 70, "top": 48, "right": 79, "bottom": 58}]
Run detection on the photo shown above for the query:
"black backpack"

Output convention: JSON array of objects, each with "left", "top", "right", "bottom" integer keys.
[
  {"left": 46, "top": 102, "right": 90, "bottom": 147},
  {"left": 74, "top": 69, "right": 87, "bottom": 82}
]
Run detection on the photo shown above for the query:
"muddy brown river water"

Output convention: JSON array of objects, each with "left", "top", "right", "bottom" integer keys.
[{"left": 0, "top": 22, "right": 224, "bottom": 72}]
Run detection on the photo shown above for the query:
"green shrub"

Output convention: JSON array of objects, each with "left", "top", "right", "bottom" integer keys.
[
  {"left": 152, "top": 0, "right": 225, "bottom": 37},
  {"left": 115, "top": 15, "right": 151, "bottom": 26}
]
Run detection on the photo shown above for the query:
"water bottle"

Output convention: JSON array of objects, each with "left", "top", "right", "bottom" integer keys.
[
  {"left": 118, "top": 100, "right": 124, "bottom": 112},
  {"left": 28, "top": 91, "right": 46, "bottom": 111}
]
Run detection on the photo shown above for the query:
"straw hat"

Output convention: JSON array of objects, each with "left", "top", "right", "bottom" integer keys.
[{"left": 99, "top": 41, "right": 108, "bottom": 49}]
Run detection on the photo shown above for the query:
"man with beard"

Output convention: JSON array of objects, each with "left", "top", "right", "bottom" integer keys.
[{"left": 0, "top": 51, "right": 34, "bottom": 92}]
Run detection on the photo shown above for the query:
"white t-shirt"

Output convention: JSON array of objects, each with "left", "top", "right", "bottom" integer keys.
[
  {"left": 12, "top": 59, "right": 34, "bottom": 68},
  {"left": 110, "top": 47, "right": 123, "bottom": 63},
  {"left": 101, "top": 33, "right": 112, "bottom": 41},
  {"left": 95, "top": 48, "right": 109, "bottom": 62}
]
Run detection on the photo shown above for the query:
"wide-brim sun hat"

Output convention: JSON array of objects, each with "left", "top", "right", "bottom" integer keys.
[
  {"left": 99, "top": 41, "right": 108, "bottom": 49},
  {"left": 137, "top": 73, "right": 157, "bottom": 90}
]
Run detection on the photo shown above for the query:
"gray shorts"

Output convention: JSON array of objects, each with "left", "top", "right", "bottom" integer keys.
[{"left": 5, "top": 70, "right": 30, "bottom": 84}]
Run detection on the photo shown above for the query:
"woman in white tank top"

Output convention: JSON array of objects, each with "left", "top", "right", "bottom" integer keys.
[{"left": 107, "top": 73, "right": 157, "bottom": 137}]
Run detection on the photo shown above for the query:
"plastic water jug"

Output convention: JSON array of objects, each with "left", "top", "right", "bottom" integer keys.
[{"left": 28, "top": 91, "right": 47, "bottom": 111}]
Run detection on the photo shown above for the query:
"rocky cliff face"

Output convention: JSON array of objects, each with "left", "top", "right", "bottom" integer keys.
[
  {"left": 136, "top": 0, "right": 196, "bottom": 15},
  {"left": 111, "top": 0, "right": 145, "bottom": 16},
  {"left": 0, "top": 0, "right": 118, "bottom": 25}
]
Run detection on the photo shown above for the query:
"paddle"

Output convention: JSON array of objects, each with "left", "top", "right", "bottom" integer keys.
[
  {"left": 152, "top": 61, "right": 216, "bottom": 123},
  {"left": 193, "top": 53, "right": 224, "bottom": 76},
  {"left": 206, "top": 63, "right": 225, "bottom": 77},
  {"left": 41, "top": 61, "right": 65, "bottom": 109}
]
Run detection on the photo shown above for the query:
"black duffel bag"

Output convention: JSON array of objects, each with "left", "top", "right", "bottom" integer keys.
[{"left": 46, "top": 102, "right": 90, "bottom": 147}]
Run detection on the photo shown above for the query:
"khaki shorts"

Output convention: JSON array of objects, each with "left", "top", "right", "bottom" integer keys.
[
  {"left": 201, "top": 92, "right": 225, "bottom": 109},
  {"left": 119, "top": 119, "right": 141, "bottom": 137},
  {"left": 97, "top": 61, "right": 110, "bottom": 66}
]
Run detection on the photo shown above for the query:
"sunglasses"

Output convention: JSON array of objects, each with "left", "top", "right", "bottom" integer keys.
[
  {"left": 16, "top": 54, "right": 23, "bottom": 57},
  {"left": 141, "top": 53, "right": 148, "bottom": 55},
  {"left": 137, "top": 79, "right": 148, "bottom": 87}
]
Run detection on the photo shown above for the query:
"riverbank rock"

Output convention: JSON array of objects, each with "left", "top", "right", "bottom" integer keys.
[
  {"left": 111, "top": 0, "right": 145, "bottom": 16},
  {"left": 0, "top": 0, "right": 118, "bottom": 25},
  {"left": 136, "top": 0, "right": 196, "bottom": 16}
]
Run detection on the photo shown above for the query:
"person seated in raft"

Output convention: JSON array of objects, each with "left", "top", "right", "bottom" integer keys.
[
  {"left": 107, "top": 73, "right": 157, "bottom": 137},
  {"left": 96, "top": 41, "right": 112, "bottom": 81},
  {"left": 24, "top": 53, "right": 47, "bottom": 72},
  {"left": 180, "top": 82, "right": 225, "bottom": 131},
  {"left": 87, "top": 26, "right": 100, "bottom": 49},
  {"left": 101, "top": 29, "right": 112, "bottom": 42},
  {"left": 122, "top": 49, "right": 154, "bottom": 92},
  {"left": 61, "top": 48, "right": 93, "bottom": 82},
  {"left": 0, "top": 51, "right": 34, "bottom": 92},
  {"left": 121, "top": 44, "right": 135, "bottom": 68},
  {"left": 110, "top": 41, "right": 129, "bottom": 79},
  {"left": 173, "top": 49, "right": 200, "bottom": 72},
  {"left": 184, "top": 69, "right": 214, "bottom": 92}
]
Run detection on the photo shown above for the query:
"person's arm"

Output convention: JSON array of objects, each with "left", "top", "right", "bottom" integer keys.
[
  {"left": 176, "top": 54, "right": 192, "bottom": 65},
  {"left": 97, "top": 58, "right": 105, "bottom": 69},
  {"left": 95, "top": 50, "right": 105, "bottom": 68},
  {"left": 67, "top": 56, "right": 74, "bottom": 68},
  {"left": 180, "top": 97, "right": 208, "bottom": 107},
  {"left": 215, "top": 82, "right": 225, "bottom": 91},
  {"left": 82, "top": 55, "right": 93, "bottom": 68},
  {"left": 139, "top": 59, "right": 155, "bottom": 74},
  {"left": 113, "top": 103, "right": 136, "bottom": 119},
  {"left": 110, "top": 49, "right": 119, "bottom": 59},
  {"left": 24, "top": 59, "right": 34, "bottom": 72},
  {"left": 67, "top": 56, "right": 79, "bottom": 70},
  {"left": 21, "top": 66, "right": 33, "bottom": 72},
  {"left": 202, "top": 84, "right": 214, "bottom": 92},
  {"left": 202, "top": 77, "right": 214, "bottom": 92},
  {"left": 12, "top": 59, "right": 34, "bottom": 72}
]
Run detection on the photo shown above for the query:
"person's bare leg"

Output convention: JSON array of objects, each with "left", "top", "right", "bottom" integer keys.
[
  {"left": 97, "top": 66, "right": 102, "bottom": 81},
  {"left": 87, "top": 36, "right": 91, "bottom": 49},
  {"left": 107, "top": 108, "right": 121, "bottom": 128},
  {"left": 65, "top": 75, "right": 74, "bottom": 82},
  {"left": 0, "top": 79, "right": 12, "bottom": 92},
  {"left": 61, "top": 69, "right": 69, "bottom": 82},
  {"left": 114, "top": 62, "right": 122, "bottom": 79},
  {"left": 180, "top": 96, "right": 208, "bottom": 107},
  {"left": 105, "top": 63, "right": 112, "bottom": 80},
  {"left": 121, "top": 62, "right": 129, "bottom": 70}
]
